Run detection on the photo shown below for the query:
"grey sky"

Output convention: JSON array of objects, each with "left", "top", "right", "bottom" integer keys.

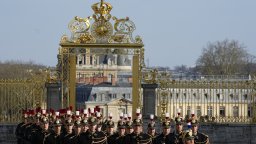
[{"left": 0, "top": 0, "right": 255, "bottom": 68}]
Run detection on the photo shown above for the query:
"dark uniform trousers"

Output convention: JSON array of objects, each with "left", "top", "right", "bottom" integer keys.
[
  {"left": 44, "top": 132, "right": 64, "bottom": 144},
  {"left": 194, "top": 132, "right": 210, "bottom": 144},
  {"left": 77, "top": 131, "right": 107, "bottom": 144},
  {"left": 124, "top": 132, "right": 152, "bottom": 144},
  {"left": 154, "top": 133, "right": 176, "bottom": 144}
]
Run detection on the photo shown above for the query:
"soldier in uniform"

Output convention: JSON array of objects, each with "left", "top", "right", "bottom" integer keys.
[
  {"left": 15, "top": 111, "right": 28, "bottom": 144},
  {"left": 147, "top": 122, "right": 158, "bottom": 143},
  {"left": 173, "top": 116, "right": 184, "bottom": 144},
  {"left": 30, "top": 116, "right": 52, "bottom": 144},
  {"left": 20, "top": 113, "right": 34, "bottom": 143},
  {"left": 44, "top": 118, "right": 64, "bottom": 144},
  {"left": 154, "top": 119, "right": 176, "bottom": 144},
  {"left": 24, "top": 111, "right": 41, "bottom": 143},
  {"left": 191, "top": 118, "right": 209, "bottom": 144},
  {"left": 107, "top": 120, "right": 126, "bottom": 144},
  {"left": 105, "top": 120, "right": 116, "bottom": 143},
  {"left": 81, "top": 118, "right": 89, "bottom": 133},
  {"left": 182, "top": 129, "right": 195, "bottom": 144},
  {"left": 124, "top": 118, "right": 152, "bottom": 144},
  {"left": 77, "top": 116, "right": 107, "bottom": 144},
  {"left": 125, "top": 120, "right": 134, "bottom": 134},
  {"left": 62, "top": 117, "right": 76, "bottom": 144}
]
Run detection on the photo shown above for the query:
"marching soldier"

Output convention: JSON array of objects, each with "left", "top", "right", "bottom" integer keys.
[
  {"left": 182, "top": 129, "right": 195, "bottom": 144},
  {"left": 154, "top": 113, "right": 176, "bottom": 144},
  {"left": 15, "top": 111, "right": 28, "bottom": 144},
  {"left": 173, "top": 115, "right": 184, "bottom": 144},
  {"left": 77, "top": 116, "right": 107, "bottom": 144},
  {"left": 125, "top": 120, "right": 134, "bottom": 134},
  {"left": 62, "top": 117, "right": 76, "bottom": 144},
  {"left": 147, "top": 115, "right": 159, "bottom": 143},
  {"left": 105, "top": 119, "right": 116, "bottom": 143},
  {"left": 107, "top": 120, "right": 127, "bottom": 144},
  {"left": 81, "top": 118, "right": 89, "bottom": 133},
  {"left": 116, "top": 121, "right": 127, "bottom": 143},
  {"left": 30, "top": 116, "right": 52, "bottom": 144},
  {"left": 44, "top": 118, "right": 64, "bottom": 144},
  {"left": 191, "top": 117, "right": 209, "bottom": 144},
  {"left": 24, "top": 111, "right": 41, "bottom": 142},
  {"left": 124, "top": 118, "right": 152, "bottom": 144}
]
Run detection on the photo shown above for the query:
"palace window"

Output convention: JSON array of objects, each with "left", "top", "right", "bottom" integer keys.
[
  {"left": 108, "top": 94, "right": 112, "bottom": 100},
  {"left": 220, "top": 106, "right": 225, "bottom": 117},
  {"left": 233, "top": 106, "right": 239, "bottom": 117},
  {"left": 126, "top": 93, "right": 131, "bottom": 99},
  {"left": 112, "top": 93, "right": 117, "bottom": 99},
  {"left": 248, "top": 106, "right": 252, "bottom": 117},
  {"left": 196, "top": 106, "right": 201, "bottom": 117},
  {"left": 179, "top": 106, "right": 183, "bottom": 116},
  {"left": 207, "top": 106, "right": 213, "bottom": 117},
  {"left": 243, "top": 94, "right": 248, "bottom": 100},
  {"left": 187, "top": 106, "right": 191, "bottom": 116}
]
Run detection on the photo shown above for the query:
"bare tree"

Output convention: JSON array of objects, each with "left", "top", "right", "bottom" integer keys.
[
  {"left": 0, "top": 60, "right": 46, "bottom": 79},
  {"left": 196, "top": 39, "right": 254, "bottom": 75}
]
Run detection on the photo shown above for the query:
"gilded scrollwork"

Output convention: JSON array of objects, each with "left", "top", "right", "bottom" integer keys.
[
  {"left": 110, "top": 16, "right": 136, "bottom": 43},
  {"left": 68, "top": 16, "right": 91, "bottom": 34}
]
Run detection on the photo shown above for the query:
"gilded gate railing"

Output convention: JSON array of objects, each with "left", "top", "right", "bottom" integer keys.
[
  {"left": 143, "top": 69, "right": 256, "bottom": 123},
  {"left": 0, "top": 73, "right": 47, "bottom": 123}
]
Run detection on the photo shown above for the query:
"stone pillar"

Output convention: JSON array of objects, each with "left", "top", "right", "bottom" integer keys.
[
  {"left": 45, "top": 82, "right": 61, "bottom": 110},
  {"left": 142, "top": 84, "right": 158, "bottom": 117}
]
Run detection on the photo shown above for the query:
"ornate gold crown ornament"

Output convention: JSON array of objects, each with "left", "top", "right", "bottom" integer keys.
[{"left": 91, "top": 0, "right": 112, "bottom": 21}]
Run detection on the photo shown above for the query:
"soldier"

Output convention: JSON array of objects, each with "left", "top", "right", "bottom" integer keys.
[
  {"left": 105, "top": 119, "right": 116, "bottom": 143},
  {"left": 15, "top": 110, "right": 28, "bottom": 144},
  {"left": 30, "top": 116, "right": 52, "bottom": 144},
  {"left": 154, "top": 116, "right": 176, "bottom": 144},
  {"left": 44, "top": 118, "right": 64, "bottom": 144},
  {"left": 24, "top": 111, "right": 41, "bottom": 142},
  {"left": 125, "top": 120, "right": 134, "bottom": 134},
  {"left": 148, "top": 122, "right": 159, "bottom": 143},
  {"left": 77, "top": 116, "right": 107, "bottom": 144},
  {"left": 173, "top": 115, "right": 184, "bottom": 144},
  {"left": 21, "top": 112, "right": 34, "bottom": 143},
  {"left": 124, "top": 118, "right": 152, "bottom": 144},
  {"left": 107, "top": 120, "right": 126, "bottom": 144},
  {"left": 81, "top": 118, "right": 89, "bottom": 133},
  {"left": 106, "top": 120, "right": 115, "bottom": 135},
  {"left": 96, "top": 112, "right": 104, "bottom": 132},
  {"left": 191, "top": 117, "right": 209, "bottom": 144},
  {"left": 62, "top": 117, "right": 76, "bottom": 144},
  {"left": 147, "top": 115, "right": 158, "bottom": 143},
  {"left": 182, "top": 129, "right": 195, "bottom": 144},
  {"left": 65, "top": 118, "right": 83, "bottom": 144}
]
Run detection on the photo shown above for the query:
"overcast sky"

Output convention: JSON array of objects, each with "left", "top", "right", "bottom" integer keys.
[{"left": 0, "top": 0, "right": 256, "bottom": 68}]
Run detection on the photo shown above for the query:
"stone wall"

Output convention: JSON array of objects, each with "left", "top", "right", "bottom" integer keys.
[
  {"left": 1, "top": 123, "right": 256, "bottom": 144},
  {"left": 199, "top": 124, "right": 256, "bottom": 144},
  {"left": 0, "top": 124, "right": 16, "bottom": 144}
]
